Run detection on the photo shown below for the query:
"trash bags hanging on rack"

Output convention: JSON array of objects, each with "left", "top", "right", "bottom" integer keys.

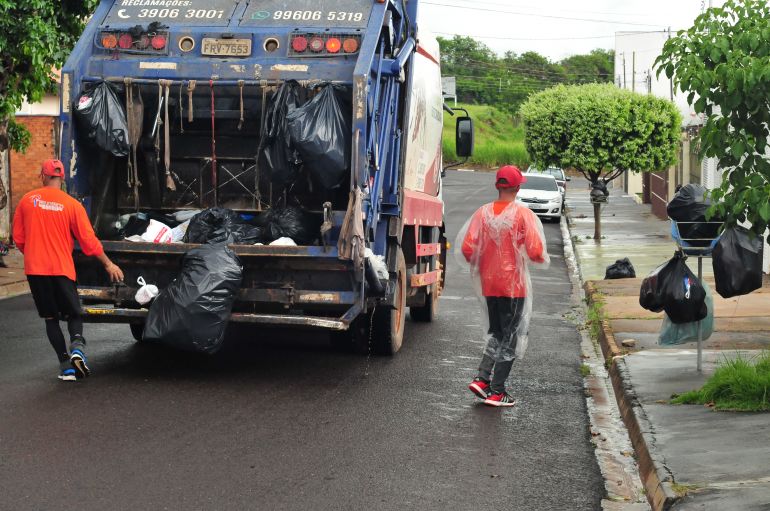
[
  {"left": 259, "top": 80, "right": 303, "bottom": 186},
  {"left": 287, "top": 84, "right": 351, "bottom": 189},
  {"left": 639, "top": 252, "right": 707, "bottom": 324},
  {"left": 605, "top": 258, "right": 636, "bottom": 279},
  {"left": 143, "top": 243, "right": 243, "bottom": 354},
  {"left": 667, "top": 184, "right": 722, "bottom": 247},
  {"left": 659, "top": 281, "right": 714, "bottom": 345},
  {"left": 74, "top": 81, "right": 130, "bottom": 157},
  {"left": 712, "top": 225, "right": 763, "bottom": 298}
]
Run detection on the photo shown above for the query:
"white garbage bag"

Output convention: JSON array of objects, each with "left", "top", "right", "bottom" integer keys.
[
  {"left": 135, "top": 276, "right": 159, "bottom": 305},
  {"left": 269, "top": 237, "right": 297, "bottom": 246}
]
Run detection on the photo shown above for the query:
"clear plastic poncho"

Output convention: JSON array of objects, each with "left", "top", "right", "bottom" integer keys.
[{"left": 455, "top": 201, "right": 550, "bottom": 359}]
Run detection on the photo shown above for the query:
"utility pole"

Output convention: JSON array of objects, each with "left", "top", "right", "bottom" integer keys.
[
  {"left": 632, "top": 51, "right": 636, "bottom": 92},
  {"left": 622, "top": 53, "right": 626, "bottom": 89}
]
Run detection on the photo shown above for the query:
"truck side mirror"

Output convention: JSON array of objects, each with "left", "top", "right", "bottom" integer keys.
[{"left": 456, "top": 116, "right": 474, "bottom": 158}]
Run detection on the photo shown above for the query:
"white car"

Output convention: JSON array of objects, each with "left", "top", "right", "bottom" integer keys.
[{"left": 516, "top": 173, "right": 564, "bottom": 221}]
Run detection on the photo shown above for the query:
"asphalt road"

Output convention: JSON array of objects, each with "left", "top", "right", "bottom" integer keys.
[{"left": 0, "top": 170, "right": 604, "bottom": 510}]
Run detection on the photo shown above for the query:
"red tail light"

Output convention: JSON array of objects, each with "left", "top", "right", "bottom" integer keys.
[
  {"left": 343, "top": 38, "right": 359, "bottom": 53},
  {"left": 101, "top": 33, "right": 118, "bottom": 49},
  {"left": 309, "top": 37, "right": 325, "bottom": 53},
  {"left": 326, "top": 38, "right": 341, "bottom": 53},
  {"left": 291, "top": 36, "right": 308, "bottom": 53},
  {"left": 118, "top": 34, "right": 133, "bottom": 49},
  {"left": 151, "top": 35, "right": 167, "bottom": 50}
]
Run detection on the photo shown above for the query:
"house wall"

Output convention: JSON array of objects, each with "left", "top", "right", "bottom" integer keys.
[{"left": 9, "top": 117, "right": 57, "bottom": 218}]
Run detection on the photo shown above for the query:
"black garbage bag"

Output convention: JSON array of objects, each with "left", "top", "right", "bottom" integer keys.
[
  {"left": 259, "top": 80, "right": 304, "bottom": 186},
  {"left": 658, "top": 252, "right": 707, "bottom": 324},
  {"left": 74, "top": 81, "right": 130, "bottom": 157},
  {"left": 640, "top": 258, "right": 678, "bottom": 312},
  {"left": 143, "top": 243, "right": 242, "bottom": 354},
  {"left": 667, "top": 184, "right": 722, "bottom": 247},
  {"left": 287, "top": 84, "right": 352, "bottom": 189},
  {"left": 258, "top": 206, "right": 319, "bottom": 245},
  {"left": 712, "top": 226, "right": 763, "bottom": 298},
  {"left": 184, "top": 208, "right": 264, "bottom": 245},
  {"left": 605, "top": 258, "right": 636, "bottom": 279}
]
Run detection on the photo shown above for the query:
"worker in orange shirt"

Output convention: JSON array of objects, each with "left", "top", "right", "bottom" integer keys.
[
  {"left": 12, "top": 159, "right": 124, "bottom": 381},
  {"left": 462, "top": 165, "right": 549, "bottom": 407}
]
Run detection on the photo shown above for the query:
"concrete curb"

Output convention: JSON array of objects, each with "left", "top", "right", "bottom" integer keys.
[
  {"left": 567, "top": 204, "right": 678, "bottom": 511},
  {"left": 0, "top": 280, "right": 29, "bottom": 301}
]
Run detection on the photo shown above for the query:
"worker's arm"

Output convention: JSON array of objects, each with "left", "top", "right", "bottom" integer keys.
[
  {"left": 461, "top": 210, "right": 482, "bottom": 262},
  {"left": 522, "top": 209, "right": 548, "bottom": 265},
  {"left": 71, "top": 203, "right": 124, "bottom": 282},
  {"left": 12, "top": 204, "right": 25, "bottom": 254}
]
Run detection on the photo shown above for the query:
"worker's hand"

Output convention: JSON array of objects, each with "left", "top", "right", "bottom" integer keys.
[{"left": 104, "top": 262, "right": 124, "bottom": 283}]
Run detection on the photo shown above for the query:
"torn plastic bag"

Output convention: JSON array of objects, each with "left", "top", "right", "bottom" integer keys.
[
  {"left": 143, "top": 243, "right": 243, "bottom": 354},
  {"left": 659, "top": 281, "right": 714, "bottom": 345},
  {"left": 712, "top": 225, "right": 763, "bottom": 298},
  {"left": 259, "top": 80, "right": 303, "bottom": 186},
  {"left": 605, "top": 258, "right": 636, "bottom": 279},
  {"left": 74, "top": 81, "right": 130, "bottom": 157},
  {"left": 185, "top": 207, "right": 264, "bottom": 245},
  {"left": 287, "top": 84, "right": 352, "bottom": 189},
  {"left": 659, "top": 252, "right": 707, "bottom": 324},
  {"left": 454, "top": 201, "right": 550, "bottom": 359},
  {"left": 667, "top": 184, "right": 722, "bottom": 247},
  {"left": 259, "top": 206, "right": 319, "bottom": 245}
]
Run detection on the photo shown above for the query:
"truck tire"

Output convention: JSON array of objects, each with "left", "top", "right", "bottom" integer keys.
[
  {"left": 129, "top": 323, "right": 145, "bottom": 342},
  {"left": 372, "top": 248, "right": 406, "bottom": 355}
]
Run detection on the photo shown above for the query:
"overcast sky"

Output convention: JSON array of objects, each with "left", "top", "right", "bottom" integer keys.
[{"left": 420, "top": 0, "right": 721, "bottom": 61}]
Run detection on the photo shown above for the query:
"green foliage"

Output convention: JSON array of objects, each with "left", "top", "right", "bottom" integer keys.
[
  {"left": 442, "top": 104, "right": 529, "bottom": 168},
  {"left": 0, "top": 0, "right": 97, "bottom": 152},
  {"left": 656, "top": 0, "right": 770, "bottom": 236},
  {"left": 672, "top": 352, "right": 770, "bottom": 411},
  {"left": 437, "top": 36, "right": 614, "bottom": 113},
  {"left": 520, "top": 83, "right": 681, "bottom": 184}
]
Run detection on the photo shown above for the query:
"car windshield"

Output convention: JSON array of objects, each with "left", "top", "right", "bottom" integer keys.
[
  {"left": 528, "top": 167, "right": 563, "bottom": 179},
  {"left": 521, "top": 175, "right": 559, "bottom": 192}
]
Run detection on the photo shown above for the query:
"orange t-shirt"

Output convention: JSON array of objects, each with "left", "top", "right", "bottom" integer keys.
[{"left": 12, "top": 187, "right": 103, "bottom": 281}]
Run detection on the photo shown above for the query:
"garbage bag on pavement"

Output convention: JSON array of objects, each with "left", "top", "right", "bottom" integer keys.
[
  {"left": 143, "top": 243, "right": 243, "bottom": 354},
  {"left": 639, "top": 257, "right": 679, "bottom": 313},
  {"left": 659, "top": 281, "right": 714, "bottom": 345},
  {"left": 74, "top": 81, "right": 130, "bottom": 157},
  {"left": 184, "top": 207, "right": 264, "bottom": 245},
  {"left": 712, "top": 225, "right": 763, "bottom": 298},
  {"left": 667, "top": 184, "right": 722, "bottom": 247},
  {"left": 605, "top": 258, "right": 636, "bottom": 279},
  {"left": 259, "top": 80, "right": 304, "bottom": 186},
  {"left": 287, "top": 84, "right": 352, "bottom": 189},
  {"left": 659, "top": 252, "right": 707, "bottom": 324}
]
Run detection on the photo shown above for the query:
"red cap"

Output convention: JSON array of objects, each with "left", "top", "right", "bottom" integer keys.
[
  {"left": 495, "top": 165, "right": 525, "bottom": 189},
  {"left": 41, "top": 159, "right": 65, "bottom": 178}
]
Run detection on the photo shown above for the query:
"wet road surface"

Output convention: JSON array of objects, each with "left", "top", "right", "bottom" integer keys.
[{"left": 0, "top": 170, "right": 603, "bottom": 510}]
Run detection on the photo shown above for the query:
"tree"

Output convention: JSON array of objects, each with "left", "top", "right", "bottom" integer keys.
[
  {"left": 520, "top": 83, "right": 681, "bottom": 240},
  {"left": 560, "top": 49, "right": 614, "bottom": 84},
  {"left": 0, "top": 0, "right": 96, "bottom": 155},
  {"left": 656, "top": 0, "right": 770, "bottom": 237}
]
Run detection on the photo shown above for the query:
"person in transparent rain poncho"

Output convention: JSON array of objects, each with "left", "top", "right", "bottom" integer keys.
[{"left": 458, "top": 165, "right": 549, "bottom": 407}]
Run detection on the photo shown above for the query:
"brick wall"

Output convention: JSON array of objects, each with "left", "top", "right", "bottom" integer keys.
[{"left": 9, "top": 116, "right": 56, "bottom": 217}]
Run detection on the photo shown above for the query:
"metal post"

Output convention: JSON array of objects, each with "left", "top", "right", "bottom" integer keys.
[
  {"left": 697, "top": 256, "right": 703, "bottom": 372},
  {"left": 632, "top": 51, "right": 636, "bottom": 92},
  {"left": 622, "top": 54, "right": 627, "bottom": 89}
]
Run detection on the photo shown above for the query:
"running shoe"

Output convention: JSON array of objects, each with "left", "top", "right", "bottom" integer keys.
[
  {"left": 468, "top": 377, "right": 491, "bottom": 399},
  {"left": 58, "top": 367, "right": 77, "bottom": 381},
  {"left": 484, "top": 392, "right": 516, "bottom": 407},
  {"left": 70, "top": 348, "right": 91, "bottom": 379}
]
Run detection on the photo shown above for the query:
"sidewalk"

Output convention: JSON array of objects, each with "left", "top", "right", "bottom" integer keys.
[
  {"left": 0, "top": 248, "right": 28, "bottom": 299},
  {"left": 566, "top": 182, "right": 770, "bottom": 510}
]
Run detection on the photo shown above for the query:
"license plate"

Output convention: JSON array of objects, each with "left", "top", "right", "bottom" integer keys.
[{"left": 201, "top": 38, "right": 252, "bottom": 57}]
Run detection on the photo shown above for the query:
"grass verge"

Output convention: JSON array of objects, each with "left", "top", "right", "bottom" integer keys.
[
  {"left": 672, "top": 352, "right": 770, "bottom": 411},
  {"left": 586, "top": 295, "right": 605, "bottom": 342},
  {"left": 442, "top": 103, "right": 529, "bottom": 168}
]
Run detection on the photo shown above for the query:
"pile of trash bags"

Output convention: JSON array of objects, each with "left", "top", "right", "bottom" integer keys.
[{"left": 667, "top": 184, "right": 722, "bottom": 247}]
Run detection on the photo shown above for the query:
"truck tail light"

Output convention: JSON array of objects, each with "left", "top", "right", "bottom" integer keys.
[
  {"left": 101, "top": 33, "right": 118, "bottom": 49},
  {"left": 118, "top": 34, "right": 133, "bottom": 49},
  {"left": 343, "top": 38, "right": 359, "bottom": 53},
  {"left": 308, "top": 37, "right": 325, "bottom": 53},
  {"left": 291, "top": 36, "right": 308, "bottom": 53},
  {"left": 325, "top": 37, "right": 341, "bottom": 53},
  {"left": 151, "top": 35, "right": 167, "bottom": 50}
]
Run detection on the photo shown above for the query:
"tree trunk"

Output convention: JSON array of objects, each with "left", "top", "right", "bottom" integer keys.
[{"left": 593, "top": 201, "right": 601, "bottom": 241}]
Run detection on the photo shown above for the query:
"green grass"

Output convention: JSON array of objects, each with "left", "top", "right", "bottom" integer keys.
[
  {"left": 586, "top": 296, "right": 605, "bottom": 342},
  {"left": 442, "top": 103, "right": 529, "bottom": 168},
  {"left": 580, "top": 364, "right": 591, "bottom": 377},
  {"left": 672, "top": 352, "right": 770, "bottom": 411}
]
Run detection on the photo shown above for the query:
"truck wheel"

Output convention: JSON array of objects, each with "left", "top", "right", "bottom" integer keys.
[
  {"left": 130, "top": 323, "right": 145, "bottom": 342},
  {"left": 372, "top": 248, "right": 406, "bottom": 355}
]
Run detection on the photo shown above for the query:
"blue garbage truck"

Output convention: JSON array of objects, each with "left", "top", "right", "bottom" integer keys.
[{"left": 60, "top": 0, "right": 473, "bottom": 354}]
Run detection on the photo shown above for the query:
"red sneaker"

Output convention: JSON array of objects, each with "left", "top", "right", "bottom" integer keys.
[
  {"left": 468, "top": 377, "right": 491, "bottom": 399},
  {"left": 484, "top": 392, "right": 516, "bottom": 407}
]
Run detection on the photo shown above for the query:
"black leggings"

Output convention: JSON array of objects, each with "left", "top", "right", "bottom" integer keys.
[{"left": 45, "top": 316, "right": 84, "bottom": 364}]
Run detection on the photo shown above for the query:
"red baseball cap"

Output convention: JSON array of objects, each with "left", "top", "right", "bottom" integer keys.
[
  {"left": 41, "top": 159, "right": 65, "bottom": 178},
  {"left": 495, "top": 165, "right": 526, "bottom": 189}
]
